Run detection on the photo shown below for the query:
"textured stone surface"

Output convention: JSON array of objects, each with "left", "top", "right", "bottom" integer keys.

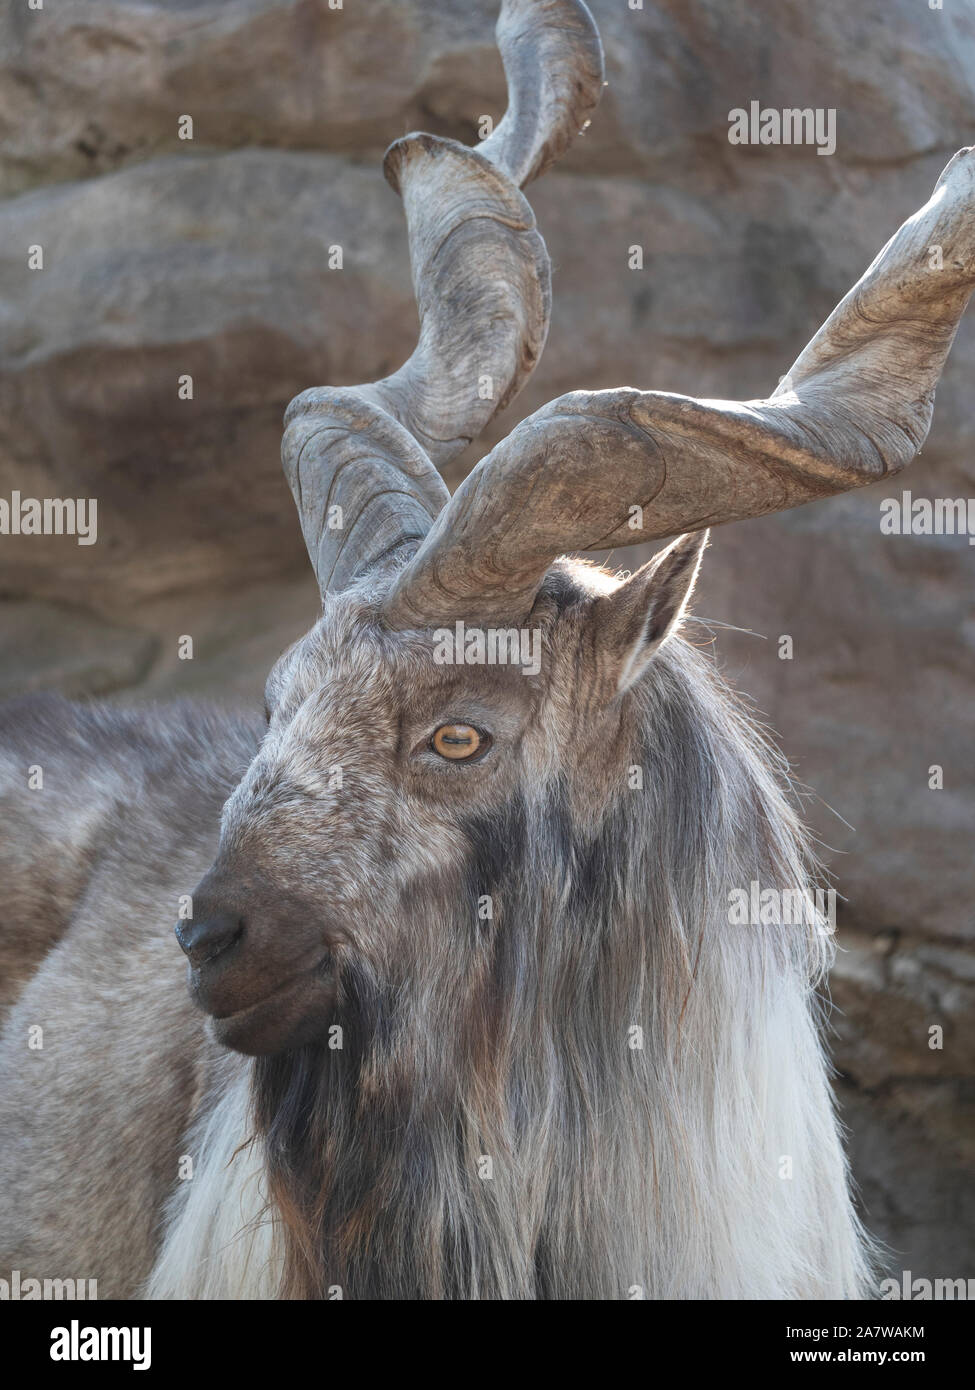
[
  {"left": 0, "top": 598, "right": 157, "bottom": 699},
  {"left": 1, "top": 0, "right": 973, "bottom": 1283}
]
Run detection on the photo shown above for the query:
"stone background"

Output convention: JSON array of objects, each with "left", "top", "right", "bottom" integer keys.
[{"left": 1, "top": 0, "right": 972, "bottom": 1283}]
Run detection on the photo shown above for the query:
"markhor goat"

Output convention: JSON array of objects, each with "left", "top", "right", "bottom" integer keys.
[{"left": 3, "top": 0, "right": 975, "bottom": 1300}]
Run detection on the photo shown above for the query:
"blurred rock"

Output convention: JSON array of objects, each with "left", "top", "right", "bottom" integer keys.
[
  {"left": 0, "top": 149, "right": 415, "bottom": 601},
  {"left": 0, "top": 598, "right": 157, "bottom": 698},
  {"left": 4, "top": 0, "right": 975, "bottom": 193},
  {"left": 1, "top": 0, "right": 973, "bottom": 1283}
]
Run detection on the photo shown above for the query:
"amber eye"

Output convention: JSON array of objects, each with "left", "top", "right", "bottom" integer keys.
[{"left": 431, "top": 724, "right": 486, "bottom": 761}]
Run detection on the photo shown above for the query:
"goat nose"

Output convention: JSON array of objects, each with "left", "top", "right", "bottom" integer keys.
[{"left": 174, "top": 913, "right": 244, "bottom": 967}]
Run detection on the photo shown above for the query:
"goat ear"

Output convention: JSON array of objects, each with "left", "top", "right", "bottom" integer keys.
[{"left": 595, "top": 530, "right": 708, "bottom": 696}]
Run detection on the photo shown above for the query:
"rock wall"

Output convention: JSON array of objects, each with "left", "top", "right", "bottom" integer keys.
[{"left": 1, "top": 0, "right": 973, "bottom": 1284}]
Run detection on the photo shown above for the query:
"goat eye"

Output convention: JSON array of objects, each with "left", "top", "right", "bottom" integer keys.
[{"left": 431, "top": 724, "right": 485, "bottom": 761}]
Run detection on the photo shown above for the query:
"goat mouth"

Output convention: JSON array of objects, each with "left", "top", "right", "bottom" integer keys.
[
  {"left": 204, "top": 953, "right": 336, "bottom": 1056},
  {"left": 207, "top": 953, "right": 333, "bottom": 1021}
]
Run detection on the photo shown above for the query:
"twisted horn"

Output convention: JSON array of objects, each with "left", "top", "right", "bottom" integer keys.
[
  {"left": 383, "top": 148, "right": 975, "bottom": 628},
  {"left": 282, "top": 0, "right": 604, "bottom": 595}
]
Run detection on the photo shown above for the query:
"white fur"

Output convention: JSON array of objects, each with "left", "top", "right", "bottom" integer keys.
[{"left": 147, "top": 1067, "right": 282, "bottom": 1299}]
